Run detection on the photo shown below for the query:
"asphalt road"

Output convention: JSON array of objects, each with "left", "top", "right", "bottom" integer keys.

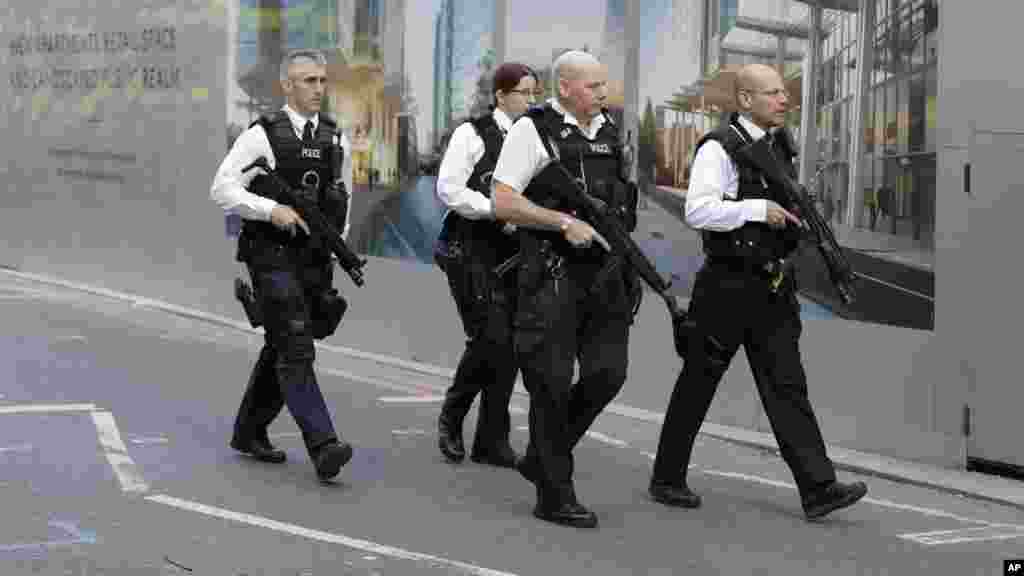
[{"left": 2, "top": 274, "right": 1022, "bottom": 576}]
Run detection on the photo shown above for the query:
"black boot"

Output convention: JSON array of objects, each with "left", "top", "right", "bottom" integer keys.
[
  {"left": 230, "top": 436, "right": 287, "bottom": 464},
  {"left": 437, "top": 411, "right": 466, "bottom": 463}
]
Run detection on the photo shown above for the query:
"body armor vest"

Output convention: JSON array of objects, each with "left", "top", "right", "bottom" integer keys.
[
  {"left": 465, "top": 112, "right": 504, "bottom": 199},
  {"left": 694, "top": 114, "right": 801, "bottom": 267},
  {"left": 522, "top": 104, "right": 637, "bottom": 260},
  {"left": 437, "top": 112, "right": 517, "bottom": 263},
  {"left": 237, "top": 110, "right": 343, "bottom": 265}
]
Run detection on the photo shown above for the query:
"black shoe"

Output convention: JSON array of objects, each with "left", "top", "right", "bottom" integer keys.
[
  {"left": 437, "top": 414, "right": 465, "bottom": 463},
  {"left": 802, "top": 480, "right": 868, "bottom": 520},
  {"left": 533, "top": 501, "right": 599, "bottom": 529},
  {"left": 313, "top": 441, "right": 353, "bottom": 482},
  {"left": 649, "top": 479, "right": 702, "bottom": 508},
  {"left": 231, "top": 437, "right": 287, "bottom": 464},
  {"left": 470, "top": 445, "right": 519, "bottom": 468}
]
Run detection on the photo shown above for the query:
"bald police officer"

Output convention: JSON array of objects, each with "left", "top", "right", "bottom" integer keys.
[
  {"left": 648, "top": 63, "right": 867, "bottom": 520},
  {"left": 491, "top": 50, "right": 641, "bottom": 529}
]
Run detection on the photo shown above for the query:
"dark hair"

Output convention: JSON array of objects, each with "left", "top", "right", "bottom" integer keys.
[{"left": 492, "top": 62, "right": 538, "bottom": 98}]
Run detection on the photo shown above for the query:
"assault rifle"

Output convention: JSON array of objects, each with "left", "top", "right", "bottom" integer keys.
[
  {"left": 532, "top": 131, "right": 695, "bottom": 359},
  {"left": 241, "top": 156, "right": 367, "bottom": 287},
  {"left": 734, "top": 135, "right": 857, "bottom": 305}
]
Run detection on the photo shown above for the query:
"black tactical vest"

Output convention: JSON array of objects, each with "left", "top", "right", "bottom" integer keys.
[
  {"left": 465, "top": 112, "right": 505, "bottom": 199},
  {"left": 522, "top": 104, "right": 637, "bottom": 258},
  {"left": 436, "top": 112, "right": 518, "bottom": 263},
  {"left": 237, "top": 110, "right": 342, "bottom": 265},
  {"left": 694, "top": 114, "right": 801, "bottom": 266}
]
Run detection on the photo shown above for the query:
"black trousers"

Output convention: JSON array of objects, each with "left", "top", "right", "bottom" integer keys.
[
  {"left": 440, "top": 237, "right": 519, "bottom": 454},
  {"left": 651, "top": 261, "right": 836, "bottom": 497},
  {"left": 233, "top": 260, "right": 339, "bottom": 456},
  {"left": 515, "top": 254, "right": 633, "bottom": 505}
]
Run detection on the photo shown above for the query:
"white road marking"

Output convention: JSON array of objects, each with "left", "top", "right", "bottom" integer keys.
[
  {"left": 319, "top": 366, "right": 436, "bottom": 397},
  {"left": 692, "top": 468, "right": 1014, "bottom": 528},
  {"left": 392, "top": 429, "right": 430, "bottom": 436},
  {"left": 90, "top": 411, "right": 149, "bottom": 493},
  {"left": 898, "top": 524, "right": 1024, "bottom": 546},
  {"left": 269, "top": 432, "right": 303, "bottom": 440},
  {"left": 583, "top": 430, "right": 628, "bottom": 448},
  {"left": 145, "top": 494, "right": 520, "bottom": 576},
  {"left": 377, "top": 395, "right": 445, "bottom": 404},
  {"left": 0, "top": 403, "right": 97, "bottom": 415},
  {"left": 129, "top": 436, "right": 169, "bottom": 445},
  {"left": 0, "top": 443, "right": 33, "bottom": 454}
]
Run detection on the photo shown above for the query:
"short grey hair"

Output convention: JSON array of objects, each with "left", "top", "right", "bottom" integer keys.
[
  {"left": 280, "top": 49, "right": 328, "bottom": 81},
  {"left": 552, "top": 50, "right": 600, "bottom": 83}
]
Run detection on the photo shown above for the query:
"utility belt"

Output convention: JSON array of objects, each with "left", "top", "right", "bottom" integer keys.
[
  {"left": 236, "top": 223, "right": 331, "bottom": 267},
  {"left": 433, "top": 213, "right": 517, "bottom": 273},
  {"left": 234, "top": 226, "right": 344, "bottom": 339},
  {"left": 704, "top": 255, "right": 796, "bottom": 294}
]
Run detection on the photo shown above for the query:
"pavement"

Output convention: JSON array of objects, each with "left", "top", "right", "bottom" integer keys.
[{"left": 3, "top": 268, "right": 1024, "bottom": 575}]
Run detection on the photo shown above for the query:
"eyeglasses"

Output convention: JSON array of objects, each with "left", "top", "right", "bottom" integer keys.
[
  {"left": 743, "top": 88, "right": 789, "bottom": 99},
  {"left": 506, "top": 89, "right": 543, "bottom": 98}
]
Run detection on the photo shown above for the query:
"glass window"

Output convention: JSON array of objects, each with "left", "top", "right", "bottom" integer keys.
[
  {"left": 238, "top": 42, "right": 260, "bottom": 73},
  {"left": 925, "top": 0, "right": 938, "bottom": 62},
  {"left": 907, "top": 72, "right": 925, "bottom": 153},
  {"left": 832, "top": 103, "right": 843, "bottom": 160},
  {"left": 885, "top": 81, "right": 898, "bottom": 152},
  {"left": 720, "top": 0, "right": 738, "bottom": 37},
  {"left": 925, "top": 65, "right": 937, "bottom": 152}
]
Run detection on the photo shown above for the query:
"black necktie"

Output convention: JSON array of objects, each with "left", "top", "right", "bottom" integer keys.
[{"left": 302, "top": 120, "right": 314, "bottom": 143}]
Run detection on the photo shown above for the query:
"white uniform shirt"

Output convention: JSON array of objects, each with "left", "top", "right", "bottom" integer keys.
[
  {"left": 210, "top": 104, "right": 355, "bottom": 239},
  {"left": 684, "top": 114, "right": 772, "bottom": 232},
  {"left": 436, "top": 108, "right": 514, "bottom": 220},
  {"left": 492, "top": 99, "right": 607, "bottom": 195}
]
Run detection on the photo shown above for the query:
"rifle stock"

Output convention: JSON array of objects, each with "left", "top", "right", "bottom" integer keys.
[
  {"left": 735, "top": 139, "right": 857, "bottom": 306},
  {"left": 241, "top": 156, "right": 367, "bottom": 287}
]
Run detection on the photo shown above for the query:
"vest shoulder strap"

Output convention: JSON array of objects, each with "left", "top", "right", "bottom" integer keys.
[
  {"left": 468, "top": 114, "right": 503, "bottom": 162},
  {"left": 695, "top": 124, "right": 747, "bottom": 161},
  {"left": 525, "top": 105, "right": 562, "bottom": 162}
]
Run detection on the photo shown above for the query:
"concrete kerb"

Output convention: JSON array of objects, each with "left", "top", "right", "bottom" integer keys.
[{"left": 3, "top": 266, "right": 1023, "bottom": 512}]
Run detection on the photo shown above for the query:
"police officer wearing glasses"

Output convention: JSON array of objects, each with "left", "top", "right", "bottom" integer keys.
[
  {"left": 647, "top": 63, "right": 867, "bottom": 520},
  {"left": 211, "top": 49, "right": 354, "bottom": 483},
  {"left": 491, "top": 50, "right": 641, "bottom": 529},
  {"left": 434, "top": 63, "right": 540, "bottom": 468}
]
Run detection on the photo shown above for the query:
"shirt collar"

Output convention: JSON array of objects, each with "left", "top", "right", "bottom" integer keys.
[
  {"left": 736, "top": 114, "right": 770, "bottom": 143},
  {"left": 549, "top": 98, "right": 605, "bottom": 135},
  {"left": 283, "top": 104, "right": 318, "bottom": 137},
  {"left": 492, "top": 107, "right": 513, "bottom": 133}
]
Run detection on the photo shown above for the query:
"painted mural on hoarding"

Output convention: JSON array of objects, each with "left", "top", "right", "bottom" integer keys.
[{"left": 226, "top": 0, "right": 440, "bottom": 265}]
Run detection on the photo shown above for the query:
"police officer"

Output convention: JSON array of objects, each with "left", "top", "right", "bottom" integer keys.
[
  {"left": 491, "top": 50, "right": 641, "bottom": 529},
  {"left": 434, "top": 63, "right": 539, "bottom": 468},
  {"left": 211, "top": 49, "right": 354, "bottom": 482},
  {"left": 647, "top": 63, "right": 867, "bottom": 520}
]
